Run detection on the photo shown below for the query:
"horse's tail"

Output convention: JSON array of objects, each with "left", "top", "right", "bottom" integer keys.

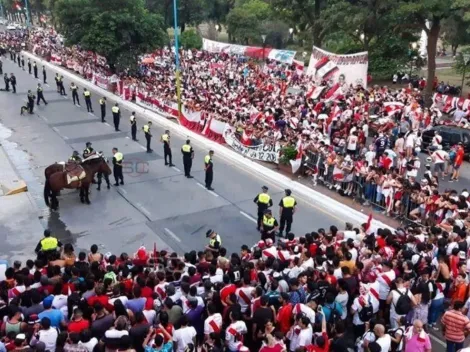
[{"left": 44, "top": 178, "right": 51, "bottom": 206}]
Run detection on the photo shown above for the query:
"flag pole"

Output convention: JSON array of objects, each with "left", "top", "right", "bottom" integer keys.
[{"left": 172, "top": 0, "right": 182, "bottom": 119}]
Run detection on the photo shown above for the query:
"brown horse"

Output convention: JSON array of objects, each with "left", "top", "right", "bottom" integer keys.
[{"left": 44, "top": 156, "right": 111, "bottom": 210}]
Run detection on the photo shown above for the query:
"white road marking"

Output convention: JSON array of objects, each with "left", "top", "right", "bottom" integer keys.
[
  {"left": 120, "top": 188, "right": 127, "bottom": 194},
  {"left": 45, "top": 84, "right": 50, "bottom": 87},
  {"left": 39, "top": 115, "right": 48, "bottom": 122},
  {"left": 429, "top": 334, "right": 446, "bottom": 347},
  {"left": 62, "top": 96, "right": 68, "bottom": 99},
  {"left": 52, "top": 127, "right": 60, "bottom": 133},
  {"left": 239, "top": 211, "right": 257, "bottom": 223},
  {"left": 105, "top": 123, "right": 111, "bottom": 127},
  {"left": 135, "top": 202, "right": 151, "bottom": 217},
  {"left": 75, "top": 104, "right": 81, "bottom": 107},
  {"left": 88, "top": 112, "right": 95, "bottom": 117},
  {"left": 196, "top": 182, "right": 219, "bottom": 197},
  {"left": 172, "top": 166, "right": 181, "bottom": 172},
  {"left": 164, "top": 228, "right": 181, "bottom": 243},
  {"left": 125, "top": 136, "right": 130, "bottom": 139},
  {"left": 63, "top": 136, "right": 69, "bottom": 140},
  {"left": 140, "top": 145, "right": 147, "bottom": 151}
]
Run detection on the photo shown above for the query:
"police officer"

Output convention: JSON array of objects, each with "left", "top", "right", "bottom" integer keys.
[
  {"left": 130, "top": 112, "right": 137, "bottom": 141},
  {"left": 96, "top": 151, "right": 110, "bottom": 191},
  {"left": 70, "top": 82, "right": 80, "bottom": 105},
  {"left": 33, "top": 61, "right": 38, "bottom": 79},
  {"left": 27, "top": 90, "right": 35, "bottom": 114},
  {"left": 204, "top": 150, "right": 214, "bottom": 190},
  {"left": 42, "top": 65, "right": 47, "bottom": 84},
  {"left": 161, "top": 130, "right": 174, "bottom": 166},
  {"left": 181, "top": 139, "right": 194, "bottom": 178},
  {"left": 278, "top": 189, "right": 297, "bottom": 237},
  {"left": 69, "top": 151, "right": 82, "bottom": 163},
  {"left": 260, "top": 209, "right": 279, "bottom": 242},
  {"left": 10, "top": 73, "right": 16, "bottom": 94},
  {"left": 3, "top": 73, "right": 9, "bottom": 91},
  {"left": 99, "top": 97, "right": 106, "bottom": 122},
  {"left": 27, "top": 58, "right": 31, "bottom": 74},
  {"left": 205, "top": 229, "right": 221, "bottom": 256},
  {"left": 112, "top": 103, "right": 120, "bottom": 131},
  {"left": 17, "top": 54, "right": 20, "bottom": 68},
  {"left": 112, "top": 147, "right": 124, "bottom": 186},
  {"left": 36, "top": 83, "right": 47, "bottom": 105},
  {"left": 21, "top": 56, "right": 25, "bottom": 70},
  {"left": 143, "top": 121, "right": 152, "bottom": 153},
  {"left": 59, "top": 75, "right": 66, "bottom": 96},
  {"left": 254, "top": 186, "right": 273, "bottom": 230},
  {"left": 55, "top": 73, "right": 60, "bottom": 92},
  {"left": 82, "top": 88, "right": 92, "bottom": 112},
  {"left": 34, "top": 229, "right": 63, "bottom": 260},
  {"left": 83, "top": 142, "right": 95, "bottom": 158}
]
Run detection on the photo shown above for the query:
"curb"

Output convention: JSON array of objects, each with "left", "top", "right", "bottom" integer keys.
[
  {"left": 22, "top": 50, "right": 393, "bottom": 231},
  {"left": 3, "top": 180, "right": 28, "bottom": 196}
]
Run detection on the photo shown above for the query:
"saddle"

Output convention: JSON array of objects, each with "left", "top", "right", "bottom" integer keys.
[{"left": 63, "top": 162, "right": 86, "bottom": 184}]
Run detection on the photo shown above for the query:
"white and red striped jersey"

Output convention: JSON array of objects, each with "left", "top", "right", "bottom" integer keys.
[
  {"left": 292, "top": 303, "right": 316, "bottom": 324},
  {"left": 236, "top": 287, "right": 253, "bottom": 313},
  {"left": 154, "top": 282, "right": 168, "bottom": 300},
  {"left": 262, "top": 246, "right": 278, "bottom": 260},
  {"left": 204, "top": 313, "right": 222, "bottom": 335},
  {"left": 225, "top": 321, "right": 247, "bottom": 351},
  {"left": 377, "top": 270, "right": 396, "bottom": 300}
]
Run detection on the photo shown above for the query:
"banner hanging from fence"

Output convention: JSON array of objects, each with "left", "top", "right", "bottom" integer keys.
[
  {"left": 135, "top": 92, "right": 178, "bottom": 119},
  {"left": 306, "top": 46, "right": 368, "bottom": 87},
  {"left": 223, "top": 126, "right": 280, "bottom": 163},
  {"left": 202, "top": 38, "right": 296, "bottom": 64}
]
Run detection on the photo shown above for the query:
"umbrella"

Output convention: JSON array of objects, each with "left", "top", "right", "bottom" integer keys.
[{"left": 141, "top": 57, "right": 154, "bottom": 64}]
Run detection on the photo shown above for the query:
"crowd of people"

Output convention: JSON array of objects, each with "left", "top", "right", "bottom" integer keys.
[
  {"left": 5, "top": 216, "right": 470, "bottom": 352},
  {"left": 7, "top": 26, "right": 468, "bottom": 226}
]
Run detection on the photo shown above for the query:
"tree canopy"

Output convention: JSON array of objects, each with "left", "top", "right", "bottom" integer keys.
[{"left": 54, "top": 0, "right": 166, "bottom": 71}]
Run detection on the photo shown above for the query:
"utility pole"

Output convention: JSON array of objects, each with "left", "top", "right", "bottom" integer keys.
[{"left": 173, "top": 0, "right": 181, "bottom": 118}]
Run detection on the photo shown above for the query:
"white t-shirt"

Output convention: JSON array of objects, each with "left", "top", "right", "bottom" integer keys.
[
  {"left": 204, "top": 313, "right": 223, "bottom": 335},
  {"left": 173, "top": 326, "right": 197, "bottom": 352},
  {"left": 225, "top": 321, "right": 247, "bottom": 351},
  {"left": 79, "top": 338, "right": 98, "bottom": 352},
  {"left": 377, "top": 270, "right": 396, "bottom": 300},
  {"left": 335, "top": 292, "right": 349, "bottom": 320},
  {"left": 389, "top": 288, "right": 414, "bottom": 323},
  {"left": 376, "top": 334, "right": 392, "bottom": 352},
  {"left": 356, "top": 330, "right": 376, "bottom": 352}
]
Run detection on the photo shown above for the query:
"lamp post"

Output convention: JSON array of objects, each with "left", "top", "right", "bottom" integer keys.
[
  {"left": 261, "top": 34, "right": 267, "bottom": 62},
  {"left": 24, "top": 0, "right": 31, "bottom": 27},
  {"left": 289, "top": 27, "right": 294, "bottom": 43},
  {"left": 460, "top": 54, "right": 470, "bottom": 97},
  {"left": 173, "top": 0, "right": 181, "bottom": 118},
  {"left": 409, "top": 42, "right": 418, "bottom": 76},
  {"left": 215, "top": 24, "right": 219, "bottom": 40}
]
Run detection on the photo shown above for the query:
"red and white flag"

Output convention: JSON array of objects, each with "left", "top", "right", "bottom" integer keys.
[
  {"left": 364, "top": 213, "right": 373, "bottom": 234},
  {"left": 383, "top": 102, "right": 404, "bottom": 116},
  {"left": 290, "top": 140, "right": 304, "bottom": 174},
  {"left": 314, "top": 57, "right": 339, "bottom": 80}
]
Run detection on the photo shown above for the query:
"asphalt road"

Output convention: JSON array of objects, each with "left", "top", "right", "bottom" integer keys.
[{"left": 0, "top": 48, "right": 455, "bottom": 351}]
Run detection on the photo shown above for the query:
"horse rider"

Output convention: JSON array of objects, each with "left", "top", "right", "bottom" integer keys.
[
  {"left": 69, "top": 151, "right": 82, "bottom": 163},
  {"left": 83, "top": 142, "right": 95, "bottom": 159}
]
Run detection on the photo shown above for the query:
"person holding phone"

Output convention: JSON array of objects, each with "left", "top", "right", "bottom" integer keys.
[{"left": 142, "top": 326, "right": 172, "bottom": 352}]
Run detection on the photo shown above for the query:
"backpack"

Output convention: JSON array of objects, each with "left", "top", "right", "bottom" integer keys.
[
  {"left": 358, "top": 296, "right": 374, "bottom": 322},
  {"left": 394, "top": 289, "right": 412, "bottom": 315},
  {"left": 388, "top": 328, "right": 404, "bottom": 352},
  {"left": 327, "top": 302, "right": 342, "bottom": 326}
]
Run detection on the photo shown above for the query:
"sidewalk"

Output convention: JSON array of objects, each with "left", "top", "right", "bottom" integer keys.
[{"left": 0, "top": 124, "right": 45, "bottom": 262}]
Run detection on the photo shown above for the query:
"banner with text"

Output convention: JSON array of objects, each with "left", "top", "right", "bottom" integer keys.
[
  {"left": 202, "top": 38, "right": 296, "bottom": 64},
  {"left": 306, "top": 46, "right": 368, "bottom": 87},
  {"left": 223, "top": 126, "right": 280, "bottom": 163}
]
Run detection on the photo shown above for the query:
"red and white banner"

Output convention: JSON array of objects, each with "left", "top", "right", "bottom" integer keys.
[
  {"left": 93, "top": 72, "right": 109, "bottom": 90},
  {"left": 73, "top": 62, "right": 84, "bottom": 75},
  {"left": 50, "top": 53, "right": 62, "bottom": 65},
  {"left": 433, "top": 93, "right": 470, "bottom": 113},
  {"left": 66, "top": 60, "right": 75, "bottom": 70},
  {"left": 202, "top": 38, "right": 297, "bottom": 64},
  {"left": 135, "top": 91, "right": 178, "bottom": 119},
  {"left": 383, "top": 102, "right": 404, "bottom": 116},
  {"left": 307, "top": 46, "right": 368, "bottom": 87}
]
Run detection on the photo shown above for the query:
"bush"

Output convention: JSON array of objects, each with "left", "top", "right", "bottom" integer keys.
[
  {"left": 180, "top": 29, "right": 202, "bottom": 50},
  {"left": 278, "top": 145, "right": 298, "bottom": 165}
]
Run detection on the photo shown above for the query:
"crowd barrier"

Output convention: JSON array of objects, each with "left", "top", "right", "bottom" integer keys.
[{"left": 304, "top": 150, "right": 427, "bottom": 227}]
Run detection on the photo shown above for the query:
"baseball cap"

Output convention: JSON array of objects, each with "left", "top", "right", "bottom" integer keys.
[
  {"left": 206, "top": 229, "right": 213, "bottom": 237},
  {"left": 15, "top": 334, "right": 26, "bottom": 341}
]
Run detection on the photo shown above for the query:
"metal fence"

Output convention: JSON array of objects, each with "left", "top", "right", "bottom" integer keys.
[{"left": 303, "top": 150, "right": 427, "bottom": 227}]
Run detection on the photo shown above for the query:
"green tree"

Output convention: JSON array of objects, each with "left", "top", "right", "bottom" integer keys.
[
  {"left": 271, "top": 0, "right": 327, "bottom": 47},
  {"left": 395, "top": 0, "right": 470, "bottom": 102},
  {"left": 453, "top": 49, "right": 470, "bottom": 88},
  {"left": 226, "top": 0, "right": 272, "bottom": 44},
  {"left": 441, "top": 11, "right": 470, "bottom": 56},
  {"left": 180, "top": 29, "right": 203, "bottom": 49},
  {"left": 54, "top": 0, "right": 166, "bottom": 72}
]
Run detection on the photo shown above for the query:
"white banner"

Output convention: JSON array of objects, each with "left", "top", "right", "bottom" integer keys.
[
  {"left": 202, "top": 38, "right": 246, "bottom": 56},
  {"left": 223, "top": 126, "right": 280, "bottom": 163},
  {"left": 307, "top": 46, "right": 368, "bottom": 87}
]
